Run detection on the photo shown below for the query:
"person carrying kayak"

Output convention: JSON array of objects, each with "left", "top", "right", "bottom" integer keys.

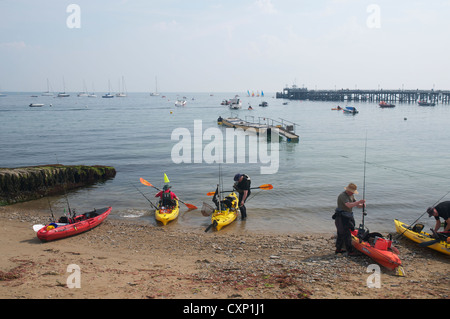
[
  {"left": 233, "top": 173, "right": 251, "bottom": 220},
  {"left": 427, "top": 201, "right": 450, "bottom": 232},
  {"left": 155, "top": 184, "right": 179, "bottom": 208},
  {"left": 332, "top": 183, "right": 365, "bottom": 255}
]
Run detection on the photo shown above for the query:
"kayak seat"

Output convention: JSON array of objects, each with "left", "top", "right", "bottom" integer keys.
[
  {"left": 84, "top": 211, "right": 99, "bottom": 219},
  {"left": 412, "top": 224, "right": 424, "bottom": 233}
]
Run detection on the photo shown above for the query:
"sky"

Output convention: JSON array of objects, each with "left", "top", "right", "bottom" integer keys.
[{"left": 1, "top": 0, "right": 450, "bottom": 93}]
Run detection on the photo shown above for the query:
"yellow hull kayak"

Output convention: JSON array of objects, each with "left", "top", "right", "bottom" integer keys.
[
  {"left": 211, "top": 192, "right": 239, "bottom": 231},
  {"left": 155, "top": 200, "right": 179, "bottom": 226},
  {"left": 394, "top": 219, "right": 450, "bottom": 255}
]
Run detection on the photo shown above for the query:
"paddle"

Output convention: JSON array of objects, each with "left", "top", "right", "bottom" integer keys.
[
  {"left": 140, "top": 178, "right": 197, "bottom": 210},
  {"left": 206, "top": 184, "right": 273, "bottom": 196},
  {"left": 419, "top": 228, "right": 448, "bottom": 247},
  {"left": 419, "top": 239, "right": 440, "bottom": 247}
]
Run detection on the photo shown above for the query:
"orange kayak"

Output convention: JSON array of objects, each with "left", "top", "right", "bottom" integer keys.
[{"left": 351, "top": 229, "right": 403, "bottom": 272}]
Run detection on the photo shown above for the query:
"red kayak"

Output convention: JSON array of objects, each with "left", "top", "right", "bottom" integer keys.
[
  {"left": 37, "top": 207, "right": 111, "bottom": 242},
  {"left": 351, "top": 229, "right": 403, "bottom": 273}
]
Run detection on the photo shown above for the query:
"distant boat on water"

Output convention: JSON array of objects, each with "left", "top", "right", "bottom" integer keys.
[
  {"left": 175, "top": 99, "right": 186, "bottom": 106},
  {"left": 150, "top": 76, "right": 159, "bottom": 96},
  {"left": 343, "top": 106, "right": 359, "bottom": 114},
  {"left": 229, "top": 96, "right": 242, "bottom": 109},
  {"left": 42, "top": 79, "right": 53, "bottom": 96},
  {"left": 77, "top": 80, "right": 89, "bottom": 97},
  {"left": 115, "top": 76, "right": 127, "bottom": 97},
  {"left": 379, "top": 101, "right": 395, "bottom": 108},
  {"left": 418, "top": 101, "right": 435, "bottom": 106},
  {"left": 29, "top": 103, "right": 44, "bottom": 107},
  {"left": 88, "top": 83, "right": 97, "bottom": 97},
  {"left": 57, "top": 77, "right": 70, "bottom": 97},
  {"left": 102, "top": 80, "right": 114, "bottom": 98}
]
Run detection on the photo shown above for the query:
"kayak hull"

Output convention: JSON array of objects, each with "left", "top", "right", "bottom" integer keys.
[
  {"left": 37, "top": 207, "right": 112, "bottom": 242},
  {"left": 394, "top": 219, "right": 450, "bottom": 255},
  {"left": 155, "top": 200, "right": 179, "bottom": 225},
  {"left": 212, "top": 192, "right": 239, "bottom": 231},
  {"left": 351, "top": 229, "right": 402, "bottom": 270}
]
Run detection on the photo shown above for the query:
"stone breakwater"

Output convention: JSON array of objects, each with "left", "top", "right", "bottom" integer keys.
[{"left": 0, "top": 164, "right": 116, "bottom": 205}]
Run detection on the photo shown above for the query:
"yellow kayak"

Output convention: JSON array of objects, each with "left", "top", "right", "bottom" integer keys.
[
  {"left": 155, "top": 200, "right": 179, "bottom": 226},
  {"left": 394, "top": 219, "right": 450, "bottom": 255},
  {"left": 211, "top": 192, "right": 239, "bottom": 231}
]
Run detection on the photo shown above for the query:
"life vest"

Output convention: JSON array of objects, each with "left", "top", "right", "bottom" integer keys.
[{"left": 162, "top": 190, "right": 174, "bottom": 206}]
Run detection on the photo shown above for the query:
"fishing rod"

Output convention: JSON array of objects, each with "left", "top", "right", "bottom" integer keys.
[
  {"left": 55, "top": 155, "right": 73, "bottom": 218},
  {"left": 360, "top": 132, "right": 368, "bottom": 230},
  {"left": 395, "top": 190, "right": 450, "bottom": 240},
  {"left": 131, "top": 183, "right": 158, "bottom": 209},
  {"left": 45, "top": 190, "right": 55, "bottom": 222}
]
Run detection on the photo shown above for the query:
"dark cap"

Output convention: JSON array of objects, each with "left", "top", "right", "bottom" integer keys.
[
  {"left": 426, "top": 207, "right": 435, "bottom": 217},
  {"left": 234, "top": 174, "right": 242, "bottom": 181}
]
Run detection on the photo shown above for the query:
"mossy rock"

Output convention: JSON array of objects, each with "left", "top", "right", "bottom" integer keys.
[{"left": 0, "top": 164, "right": 116, "bottom": 205}]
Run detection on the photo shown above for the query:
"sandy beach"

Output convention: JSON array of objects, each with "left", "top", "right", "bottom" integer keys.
[{"left": 0, "top": 204, "right": 448, "bottom": 301}]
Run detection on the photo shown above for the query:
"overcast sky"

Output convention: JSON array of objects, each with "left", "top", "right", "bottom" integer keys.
[{"left": 1, "top": 0, "right": 449, "bottom": 93}]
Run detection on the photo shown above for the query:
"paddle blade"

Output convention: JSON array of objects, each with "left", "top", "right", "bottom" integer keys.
[
  {"left": 259, "top": 184, "right": 273, "bottom": 190},
  {"left": 33, "top": 224, "right": 45, "bottom": 232},
  {"left": 395, "top": 266, "right": 406, "bottom": 277},
  {"left": 140, "top": 178, "right": 153, "bottom": 187},
  {"left": 184, "top": 203, "right": 197, "bottom": 210}
]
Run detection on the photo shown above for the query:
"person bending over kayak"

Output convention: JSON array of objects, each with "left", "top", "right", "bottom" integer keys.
[
  {"left": 155, "top": 184, "right": 179, "bottom": 208},
  {"left": 332, "top": 183, "right": 365, "bottom": 255},
  {"left": 233, "top": 173, "right": 251, "bottom": 220},
  {"left": 427, "top": 201, "right": 450, "bottom": 232}
]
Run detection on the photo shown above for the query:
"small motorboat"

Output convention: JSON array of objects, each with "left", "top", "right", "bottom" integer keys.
[
  {"left": 418, "top": 101, "right": 435, "bottom": 106},
  {"left": 29, "top": 103, "right": 44, "bottom": 107},
  {"left": 343, "top": 106, "right": 359, "bottom": 114},
  {"left": 175, "top": 99, "right": 186, "bottom": 106},
  {"left": 379, "top": 101, "right": 395, "bottom": 108}
]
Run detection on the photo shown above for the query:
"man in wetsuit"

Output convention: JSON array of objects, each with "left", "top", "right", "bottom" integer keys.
[
  {"left": 233, "top": 173, "right": 251, "bottom": 220},
  {"left": 427, "top": 201, "right": 450, "bottom": 232}
]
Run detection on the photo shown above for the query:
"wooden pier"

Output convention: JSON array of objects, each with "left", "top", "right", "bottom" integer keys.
[
  {"left": 218, "top": 116, "right": 299, "bottom": 142},
  {"left": 276, "top": 85, "right": 450, "bottom": 103}
]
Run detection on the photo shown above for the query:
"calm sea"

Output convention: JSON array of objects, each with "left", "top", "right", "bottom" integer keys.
[{"left": 1, "top": 92, "right": 449, "bottom": 234}]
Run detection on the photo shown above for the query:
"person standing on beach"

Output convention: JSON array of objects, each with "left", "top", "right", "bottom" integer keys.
[
  {"left": 233, "top": 173, "right": 251, "bottom": 220},
  {"left": 333, "top": 183, "right": 365, "bottom": 255}
]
